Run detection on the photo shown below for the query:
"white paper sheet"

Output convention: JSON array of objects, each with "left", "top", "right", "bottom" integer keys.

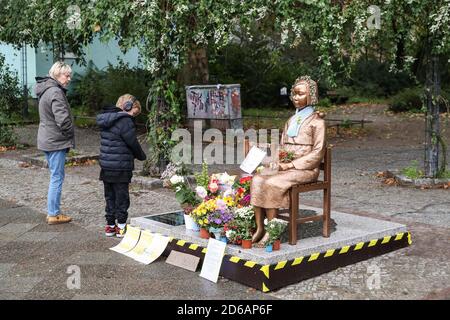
[
  {"left": 199, "top": 238, "right": 227, "bottom": 283},
  {"left": 109, "top": 226, "right": 141, "bottom": 254},
  {"left": 239, "top": 146, "right": 267, "bottom": 174},
  {"left": 123, "top": 231, "right": 170, "bottom": 264}
]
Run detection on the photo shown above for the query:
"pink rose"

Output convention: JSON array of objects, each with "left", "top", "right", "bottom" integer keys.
[{"left": 208, "top": 182, "right": 219, "bottom": 193}]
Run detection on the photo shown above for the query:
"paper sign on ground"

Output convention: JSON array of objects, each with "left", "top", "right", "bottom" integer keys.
[
  {"left": 124, "top": 231, "right": 170, "bottom": 264},
  {"left": 166, "top": 250, "right": 200, "bottom": 272},
  {"left": 109, "top": 226, "right": 141, "bottom": 254},
  {"left": 199, "top": 238, "right": 227, "bottom": 283},
  {"left": 239, "top": 146, "right": 266, "bottom": 174}
]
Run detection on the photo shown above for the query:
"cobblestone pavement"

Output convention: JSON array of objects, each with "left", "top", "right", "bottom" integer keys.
[{"left": 1, "top": 117, "right": 450, "bottom": 299}]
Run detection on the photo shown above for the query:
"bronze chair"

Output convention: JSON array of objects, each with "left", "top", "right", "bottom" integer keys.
[{"left": 278, "top": 146, "right": 331, "bottom": 245}]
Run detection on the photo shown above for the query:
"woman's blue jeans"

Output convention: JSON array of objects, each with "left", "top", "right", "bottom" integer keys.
[{"left": 44, "top": 149, "right": 67, "bottom": 216}]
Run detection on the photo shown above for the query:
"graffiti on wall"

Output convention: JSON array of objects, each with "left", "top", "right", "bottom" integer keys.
[{"left": 186, "top": 85, "right": 241, "bottom": 119}]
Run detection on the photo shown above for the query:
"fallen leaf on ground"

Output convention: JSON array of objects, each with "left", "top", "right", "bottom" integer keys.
[{"left": 18, "top": 162, "right": 31, "bottom": 168}]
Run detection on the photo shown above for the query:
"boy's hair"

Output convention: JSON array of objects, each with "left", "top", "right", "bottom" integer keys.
[{"left": 116, "top": 94, "right": 142, "bottom": 115}]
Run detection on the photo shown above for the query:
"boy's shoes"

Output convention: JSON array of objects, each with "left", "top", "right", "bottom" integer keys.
[
  {"left": 105, "top": 225, "right": 117, "bottom": 237},
  {"left": 47, "top": 214, "right": 72, "bottom": 225},
  {"left": 116, "top": 225, "right": 127, "bottom": 238}
]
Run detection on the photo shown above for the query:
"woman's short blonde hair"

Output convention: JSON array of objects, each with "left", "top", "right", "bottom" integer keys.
[
  {"left": 116, "top": 94, "right": 142, "bottom": 115},
  {"left": 49, "top": 61, "right": 72, "bottom": 79}
]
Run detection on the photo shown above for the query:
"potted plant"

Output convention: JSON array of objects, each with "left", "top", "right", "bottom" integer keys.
[
  {"left": 265, "top": 218, "right": 288, "bottom": 251},
  {"left": 238, "top": 224, "right": 253, "bottom": 249},
  {"left": 168, "top": 174, "right": 201, "bottom": 231},
  {"left": 207, "top": 207, "right": 233, "bottom": 240}
]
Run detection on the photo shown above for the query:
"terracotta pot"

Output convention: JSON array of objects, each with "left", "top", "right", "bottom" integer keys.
[
  {"left": 241, "top": 239, "right": 252, "bottom": 249},
  {"left": 199, "top": 228, "right": 210, "bottom": 239},
  {"left": 273, "top": 239, "right": 281, "bottom": 251}
]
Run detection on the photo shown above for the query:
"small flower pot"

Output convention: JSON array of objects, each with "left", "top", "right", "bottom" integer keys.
[
  {"left": 199, "top": 228, "right": 210, "bottom": 239},
  {"left": 265, "top": 244, "right": 273, "bottom": 252},
  {"left": 273, "top": 239, "right": 281, "bottom": 251},
  {"left": 209, "top": 226, "right": 223, "bottom": 240},
  {"left": 241, "top": 239, "right": 252, "bottom": 249},
  {"left": 184, "top": 214, "right": 200, "bottom": 231},
  {"left": 219, "top": 236, "right": 228, "bottom": 244}
]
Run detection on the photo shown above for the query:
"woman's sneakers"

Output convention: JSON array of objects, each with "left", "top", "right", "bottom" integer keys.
[{"left": 105, "top": 224, "right": 127, "bottom": 238}]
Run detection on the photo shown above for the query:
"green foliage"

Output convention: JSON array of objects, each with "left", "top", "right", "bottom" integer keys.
[
  {"left": 437, "top": 170, "right": 450, "bottom": 179},
  {"left": 344, "top": 59, "right": 413, "bottom": 98},
  {"left": 67, "top": 149, "right": 79, "bottom": 157},
  {"left": 389, "top": 87, "right": 425, "bottom": 113},
  {"left": 174, "top": 184, "right": 200, "bottom": 207},
  {"left": 194, "top": 161, "right": 209, "bottom": 189},
  {"left": 0, "top": 53, "right": 21, "bottom": 146},
  {"left": 265, "top": 218, "right": 288, "bottom": 245},
  {"left": 68, "top": 61, "right": 152, "bottom": 114},
  {"left": 340, "top": 119, "right": 353, "bottom": 129},
  {"left": 145, "top": 79, "right": 183, "bottom": 176},
  {"left": 316, "top": 97, "right": 332, "bottom": 108},
  {"left": 401, "top": 160, "right": 424, "bottom": 179},
  {"left": 209, "top": 36, "right": 311, "bottom": 108}
]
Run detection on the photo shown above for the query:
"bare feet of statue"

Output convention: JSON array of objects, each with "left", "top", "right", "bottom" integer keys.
[
  {"left": 253, "top": 232, "right": 269, "bottom": 248},
  {"left": 251, "top": 228, "right": 264, "bottom": 243}
]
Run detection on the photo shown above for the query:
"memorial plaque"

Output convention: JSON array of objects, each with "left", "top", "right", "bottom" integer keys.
[{"left": 166, "top": 250, "right": 200, "bottom": 272}]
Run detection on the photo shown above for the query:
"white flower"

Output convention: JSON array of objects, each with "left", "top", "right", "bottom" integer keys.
[
  {"left": 195, "top": 186, "right": 207, "bottom": 199},
  {"left": 175, "top": 186, "right": 182, "bottom": 192},
  {"left": 264, "top": 218, "right": 268, "bottom": 225},
  {"left": 170, "top": 175, "right": 184, "bottom": 185},
  {"left": 223, "top": 189, "right": 234, "bottom": 198},
  {"left": 226, "top": 230, "right": 235, "bottom": 238}
]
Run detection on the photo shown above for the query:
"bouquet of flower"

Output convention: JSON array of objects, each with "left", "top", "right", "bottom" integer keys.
[
  {"left": 279, "top": 150, "right": 295, "bottom": 163},
  {"left": 168, "top": 174, "right": 201, "bottom": 214},
  {"left": 207, "top": 208, "right": 234, "bottom": 229},
  {"left": 191, "top": 196, "right": 235, "bottom": 228},
  {"left": 224, "top": 206, "right": 255, "bottom": 244},
  {"left": 265, "top": 218, "right": 288, "bottom": 244},
  {"left": 233, "top": 176, "right": 252, "bottom": 207},
  {"left": 211, "top": 172, "right": 236, "bottom": 193}
]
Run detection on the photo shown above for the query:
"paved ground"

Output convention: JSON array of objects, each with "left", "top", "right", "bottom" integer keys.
[{"left": 1, "top": 104, "right": 449, "bottom": 300}]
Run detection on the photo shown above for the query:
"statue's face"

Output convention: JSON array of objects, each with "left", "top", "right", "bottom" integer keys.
[{"left": 291, "top": 83, "right": 308, "bottom": 109}]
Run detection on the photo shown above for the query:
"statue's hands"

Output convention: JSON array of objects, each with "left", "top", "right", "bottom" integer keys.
[{"left": 279, "top": 162, "right": 294, "bottom": 171}]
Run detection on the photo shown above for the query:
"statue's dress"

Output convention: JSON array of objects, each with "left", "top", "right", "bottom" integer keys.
[{"left": 250, "top": 112, "right": 326, "bottom": 209}]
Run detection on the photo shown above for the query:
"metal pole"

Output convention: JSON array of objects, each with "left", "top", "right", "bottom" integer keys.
[{"left": 21, "top": 43, "right": 28, "bottom": 118}]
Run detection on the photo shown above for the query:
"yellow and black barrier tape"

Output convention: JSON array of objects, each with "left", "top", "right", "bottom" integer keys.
[
  {"left": 268, "top": 231, "right": 411, "bottom": 272},
  {"left": 166, "top": 231, "right": 411, "bottom": 293}
]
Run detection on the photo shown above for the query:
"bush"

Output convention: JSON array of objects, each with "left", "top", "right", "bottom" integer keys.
[
  {"left": 345, "top": 59, "right": 413, "bottom": 98},
  {"left": 0, "top": 53, "right": 22, "bottom": 146},
  {"left": 388, "top": 87, "right": 424, "bottom": 113},
  {"left": 68, "top": 60, "right": 153, "bottom": 115},
  {"left": 208, "top": 32, "right": 313, "bottom": 109}
]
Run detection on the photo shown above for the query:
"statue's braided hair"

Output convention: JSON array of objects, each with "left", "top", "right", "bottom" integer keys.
[{"left": 290, "top": 76, "right": 318, "bottom": 105}]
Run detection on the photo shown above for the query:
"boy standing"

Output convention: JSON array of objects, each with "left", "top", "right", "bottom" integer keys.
[{"left": 96, "top": 94, "right": 147, "bottom": 237}]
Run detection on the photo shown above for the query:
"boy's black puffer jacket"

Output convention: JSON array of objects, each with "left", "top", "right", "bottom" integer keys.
[{"left": 96, "top": 105, "right": 146, "bottom": 171}]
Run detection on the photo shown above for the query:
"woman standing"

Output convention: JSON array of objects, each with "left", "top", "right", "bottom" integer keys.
[{"left": 35, "top": 61, "right": 74, "bottom": 224}]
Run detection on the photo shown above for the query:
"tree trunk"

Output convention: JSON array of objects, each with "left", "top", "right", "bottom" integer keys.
[
  {"left": 424, "top": 55, "right": 441, "bottom": 178},
  {"left": 179, "top": 46, "right": 209, "bottom": 85}
]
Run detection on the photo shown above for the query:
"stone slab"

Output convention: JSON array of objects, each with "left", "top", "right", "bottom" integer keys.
[
  {"left": 0, "top": 223, "right": 39, "bottom": 235},
  {"left": 131, "top": 205, "right": 407, "bottom": 265},
  {"left": 21, "top": 152, "right": 99, "bottom": 168}
]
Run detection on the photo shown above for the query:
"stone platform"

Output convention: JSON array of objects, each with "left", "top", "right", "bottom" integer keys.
[{"left": 130, "top": 206, "right": 411, "bottom": 292}]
